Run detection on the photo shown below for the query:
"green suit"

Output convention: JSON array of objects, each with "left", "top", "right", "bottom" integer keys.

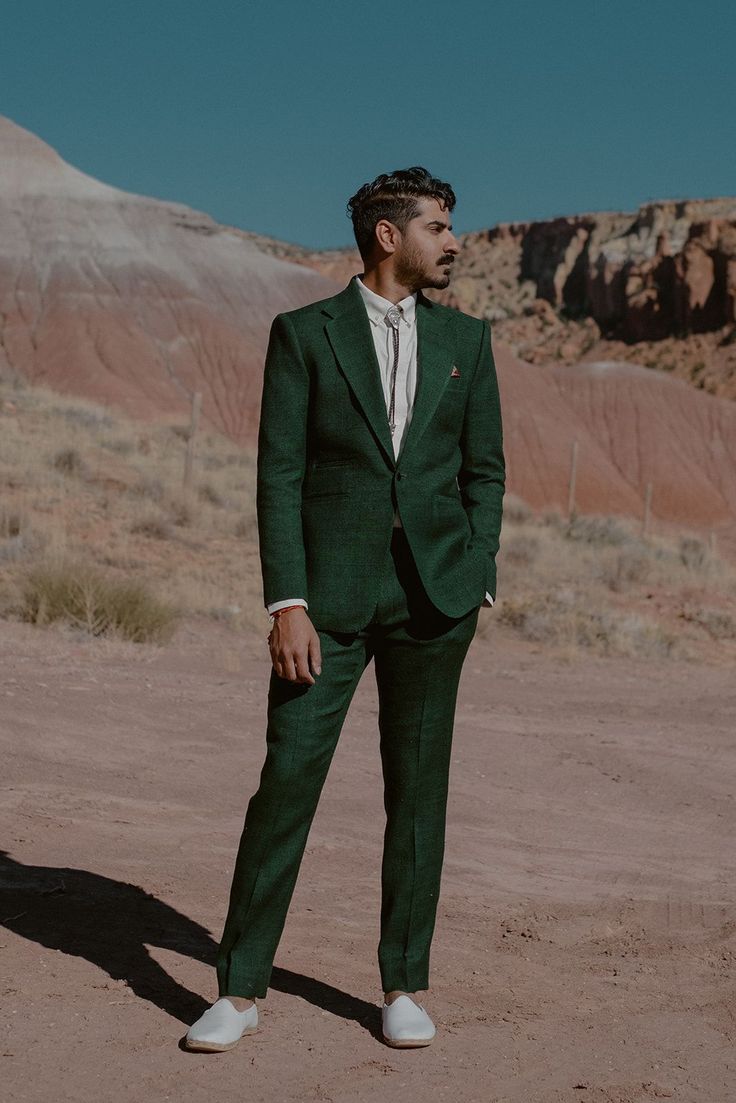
[
  {"left": 216, "top": 275, "right": 505, "bottom": 999},
  {"left": 256, "top": 275, "right": 505, "bottom": 631}
]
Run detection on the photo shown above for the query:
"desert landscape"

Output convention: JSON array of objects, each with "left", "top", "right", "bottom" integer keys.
[{"left": 2, "top": 113, "right": 736, "bottom": 1101}]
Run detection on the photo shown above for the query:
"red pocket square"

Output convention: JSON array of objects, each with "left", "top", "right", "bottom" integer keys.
[{"left": 450, "top": 366, "right": 461, "bottom": 377}]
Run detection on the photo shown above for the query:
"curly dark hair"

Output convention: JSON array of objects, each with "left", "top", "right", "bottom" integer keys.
[{"left": 346, "top": 166, "right": 456, "bottom": 261}]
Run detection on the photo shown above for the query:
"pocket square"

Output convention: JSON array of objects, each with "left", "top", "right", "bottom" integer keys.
[{"left": 450, "top": 366, "right": 461, "bottom": 378}]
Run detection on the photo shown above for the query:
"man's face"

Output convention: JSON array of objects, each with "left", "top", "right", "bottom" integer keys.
[{"left": 393, "top": 196, "right": 461, "bottom": 291}]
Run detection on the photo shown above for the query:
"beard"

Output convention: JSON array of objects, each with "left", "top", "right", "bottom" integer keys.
[{"left": 394, "top": 242, "right": 454, "bottom": 291}]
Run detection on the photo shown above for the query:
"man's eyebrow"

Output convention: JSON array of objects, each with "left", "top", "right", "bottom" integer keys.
[{"left": 426, "top": 219, "right": 453, "bottom": 230}]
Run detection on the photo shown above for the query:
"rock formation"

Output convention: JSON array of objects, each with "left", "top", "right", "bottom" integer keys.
[{"left": 0, "top": 115, "right": 340, "bottom": 439}]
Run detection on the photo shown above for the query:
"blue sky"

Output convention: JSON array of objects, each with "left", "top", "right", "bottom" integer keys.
[{"left": 1, "top": 1, "right": 732, "bottom": 248}]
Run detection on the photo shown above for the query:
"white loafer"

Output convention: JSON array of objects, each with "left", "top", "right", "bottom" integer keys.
[
  {"left": 381, "top": 994, "right": 436, "bottom": 1047},
  {"left": 185, "top": 997, "right": 258, "bottom": 1052}
]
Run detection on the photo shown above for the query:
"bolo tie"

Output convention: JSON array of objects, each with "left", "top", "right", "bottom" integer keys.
[{"left": 384, "top": 305, "right": 403, "bottom": 436}]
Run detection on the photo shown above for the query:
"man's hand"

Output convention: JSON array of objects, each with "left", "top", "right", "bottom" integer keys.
[{"left": 268, "top": 608, "right": 322, "bottom": 684}]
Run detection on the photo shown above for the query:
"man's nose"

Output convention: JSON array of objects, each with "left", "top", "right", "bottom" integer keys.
[{"left": 445, "top": 233, "right": 461, "bottom": 254}]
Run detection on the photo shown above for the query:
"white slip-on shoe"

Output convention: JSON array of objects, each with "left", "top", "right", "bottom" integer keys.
[
  {"left": 185, "top": 997, "right": 258, "bottom": 1052},
  {"left": 381, "top": 993, "right": 436, "bottom": 1048}
]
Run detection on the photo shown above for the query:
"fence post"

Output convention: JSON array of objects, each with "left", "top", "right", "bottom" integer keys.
[
  {"left": 183, "top": 391, "right": 202, "bottom": 492},
  {"left": 567, "top": 439, "right": 578, "bottom": 519},
  {"left": 642, "top": 481, "right": 652, "bottom": 538}
]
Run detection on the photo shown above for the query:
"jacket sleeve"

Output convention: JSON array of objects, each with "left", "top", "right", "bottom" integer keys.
[
  {"left": 256, "top": 312, "right": 310, "bottom": 607},
  {"left": 458, "top": 320, "right": 506, "bottom": 600}
]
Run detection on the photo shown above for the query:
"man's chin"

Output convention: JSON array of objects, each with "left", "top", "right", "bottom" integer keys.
[
  {"left": 428, "top": 273, "right": 452, "bottom": 290},
  {"left": 421, "top": 269, "right": 452, "bottom": 290}
]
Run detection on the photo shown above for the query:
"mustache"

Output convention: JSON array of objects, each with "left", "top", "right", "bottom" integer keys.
[{"left": 439, "top": 256, "right": 454, "bottom": 265}]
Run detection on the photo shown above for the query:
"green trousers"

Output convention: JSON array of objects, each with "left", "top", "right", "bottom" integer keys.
[{"left": 216, "top": 527, "right": 480, "bottom": 998}]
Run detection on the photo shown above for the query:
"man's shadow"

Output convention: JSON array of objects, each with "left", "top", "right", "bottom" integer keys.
[{"left": 0, "top": 850, "right": 379, "bottom": 1033}]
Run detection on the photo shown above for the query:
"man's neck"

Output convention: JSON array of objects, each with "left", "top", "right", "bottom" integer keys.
[{"left": 358, "top": 268, "right": 418, "bottom": 305}]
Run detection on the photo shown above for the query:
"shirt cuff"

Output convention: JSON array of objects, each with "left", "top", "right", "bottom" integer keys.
[
  {"left": 266, "top": 597, "right": 308, "bottom": 615},
  {"left": 482, "top": 591, "right": 494, "bottom": 608}
]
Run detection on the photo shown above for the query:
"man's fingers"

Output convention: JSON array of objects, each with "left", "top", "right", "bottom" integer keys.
[
  {"left": 293, "top": 651, "right": 315, "bottom": 685},
  {"left": 269, "top": 615, "right": 320, "bottom": 684},
  {"left": 309, "top": 632, "right": 322, "bottom": 676}
]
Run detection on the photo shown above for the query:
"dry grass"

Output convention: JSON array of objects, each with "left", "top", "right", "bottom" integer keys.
[
  {"left": 1, "top": 381, "right": 735, "bottom": 659},
  {"left": 18, "top": 558, "right": 177, "bottom": 643},
  {"left": 481, "top": 494, "right": 736, "bottom": 660},
  {"left": 0, "top": 378, "right": 260, "bottom": 637}
]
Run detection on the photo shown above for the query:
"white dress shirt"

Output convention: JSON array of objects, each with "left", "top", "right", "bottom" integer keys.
[{"left": 267, "top": 274, "right": 494, "bottom": 615}]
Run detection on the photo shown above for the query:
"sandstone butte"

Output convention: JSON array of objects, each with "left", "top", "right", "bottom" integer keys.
[{"left": 1, "top": 114, "right": 735, "bottom": 550}]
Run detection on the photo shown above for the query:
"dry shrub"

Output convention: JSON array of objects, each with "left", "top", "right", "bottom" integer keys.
[
  {"left": 52, "top": 405, "right": 114, "bottom": 431},
  {"left": 101, "top": 437, "right": 136, "bottom": 456},
  {"left": 130, "top": 476, "right": 165, "bottom": 502},
  {"left": 497, "top": 590, "right": 678, "bottom": 658},
  {"left": 679, "top": 536, "right": 708, "bottom": 570},
  {"left": 563, "top": 514, "right": 631, "bottom": 546},
  {"left": 680, "top": 605, "right": 736, "bottom": 640},
  {"left": 19, "top": 559, "right": 178, "bottom": 643},
  {"left": 167, "top": 496, "right": 194, "bottom": 527},
  {"left": 199, "top": 482, "right": 225, "bottom": 507},
  {"left": 503, "top": 532, "right": 540, "bottom": 567},
  {"left": 0, "top": 506, "right": 23, "bottom": 538},
  {"left": 130, "top": 514, "right": 173, "bottom": 540},
  {"left": 599, "top": 546, "right": 652, "bottom": 591},
  {"left": 502, "top": 493, "right": 532, "bottom": 524},
  {"left": 52, "top": 447, "right": 85, "bottom": 475}
]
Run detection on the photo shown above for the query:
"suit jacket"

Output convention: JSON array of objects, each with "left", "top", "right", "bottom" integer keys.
[{"left": 256, "top": 274, "right": 505, "bottom": 633}]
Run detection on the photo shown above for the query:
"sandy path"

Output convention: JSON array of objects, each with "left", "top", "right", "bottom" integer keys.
[{"left": 1, "top": 617, "right": 735, "bottom": 1102}]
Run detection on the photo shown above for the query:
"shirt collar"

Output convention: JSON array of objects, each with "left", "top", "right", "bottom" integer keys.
[{"left": 354, "top": 274, "right": 417, "bottom": 328}]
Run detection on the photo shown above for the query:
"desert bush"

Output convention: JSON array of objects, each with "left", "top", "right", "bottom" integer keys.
[
  {"left": 52, "top": 405, "right": 114, "bottom": 431},
  {"left": 199, "top": 482, "right": 225, "bottom": 507},
  {"left": 563, "top": 514, "right": 631, "bottom": 546},
  {"left": 130, "top": 476, "right": 165, "bottom": 502},
  {"left": 101, "top": 437, "right": 135, "bottom": 456},
  {"left": 167, "top": 496, "right": 194, "bottom": 527},
  {"left": 502, "top": 493, "right": 532, "bottom": 524},
  {"left": 599, "top": 546, "right": 651, "bottom": 591},
  {"left": 497, "top": 590, "right": 677, "bottom": 658},
  {"left": 540, "top": 508, "right": 565, "bottom": 529},
  {"left": 502, "top": 532, "right": 540, "bottom": 567},
  {"left": 19, "top": 560, "right": 178, "bottom": 643},
  {"left": 0, "top": 506, "right": 23, "bottom": 538},
  {"left": 680, "top": 605, "right": 736, "bottom": 640},
  {"left": 52, "top": 447, "right": 85, "bottom": 475},
  {"left": 0, "top": 530, "right": 46, "bottom": 562},
  {"left": 679, "top": 536, "right": 708, "bottom": 570},
  {"left": 130, "top": 514, "right": 173, "bottom": 540}
]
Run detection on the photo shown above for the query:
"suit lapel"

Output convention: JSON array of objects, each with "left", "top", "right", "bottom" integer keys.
[
  {"left": 397, "top": 291, "right": 455, "bottom": 465},
  {"left": 323, "top": 277, "right": 456, "bottom": 469},
  {"left": 324, "top": 280, "right": 396, "bottom": 468}
]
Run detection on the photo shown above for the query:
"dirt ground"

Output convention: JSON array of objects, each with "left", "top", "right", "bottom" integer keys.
[{"left": 1, "top": 615, "right": 735, "bottom": 1103}]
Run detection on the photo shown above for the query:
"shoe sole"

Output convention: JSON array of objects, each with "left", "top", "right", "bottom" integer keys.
[
  {"left": 382, "top": 1033, "right": 434, "bottom": 1048},
  {"left": 184, "top": 1025, "right": 258, "bottom": 1052}
]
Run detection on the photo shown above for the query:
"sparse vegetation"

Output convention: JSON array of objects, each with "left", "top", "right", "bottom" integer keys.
[
  {"left": 52, "top": 447, "right": 85, "bottom": 475},
  {"left": 484, "top": 499, "right": 736, "bottom": 660},
  {"left": 19, "top": 559, "right": 177, "bottom": 643},
  {"left": 1, "top": 378, "right": 735, "bottom": 658}
]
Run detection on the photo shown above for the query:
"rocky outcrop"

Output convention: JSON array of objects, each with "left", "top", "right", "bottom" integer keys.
[{"left": 288, "top": 199, "right": 736, "bottom": 399}]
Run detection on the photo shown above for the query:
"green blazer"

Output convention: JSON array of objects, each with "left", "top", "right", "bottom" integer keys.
[{"left": 256, "top": 274, "right": 505, "bottom": 632}]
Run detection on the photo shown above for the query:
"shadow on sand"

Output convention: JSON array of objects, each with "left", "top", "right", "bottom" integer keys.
[{"left": 0, "top": 850, "right": 380, "bottom": 1034}]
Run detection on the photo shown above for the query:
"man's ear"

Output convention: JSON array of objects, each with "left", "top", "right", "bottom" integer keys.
[{"left": 374, "top": 219, "right": 400, "bottom": 255}]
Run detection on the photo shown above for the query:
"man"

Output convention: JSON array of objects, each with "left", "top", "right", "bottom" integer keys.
[{"left": 185, "top": 166, "right": 505, "bottom": 1051}]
